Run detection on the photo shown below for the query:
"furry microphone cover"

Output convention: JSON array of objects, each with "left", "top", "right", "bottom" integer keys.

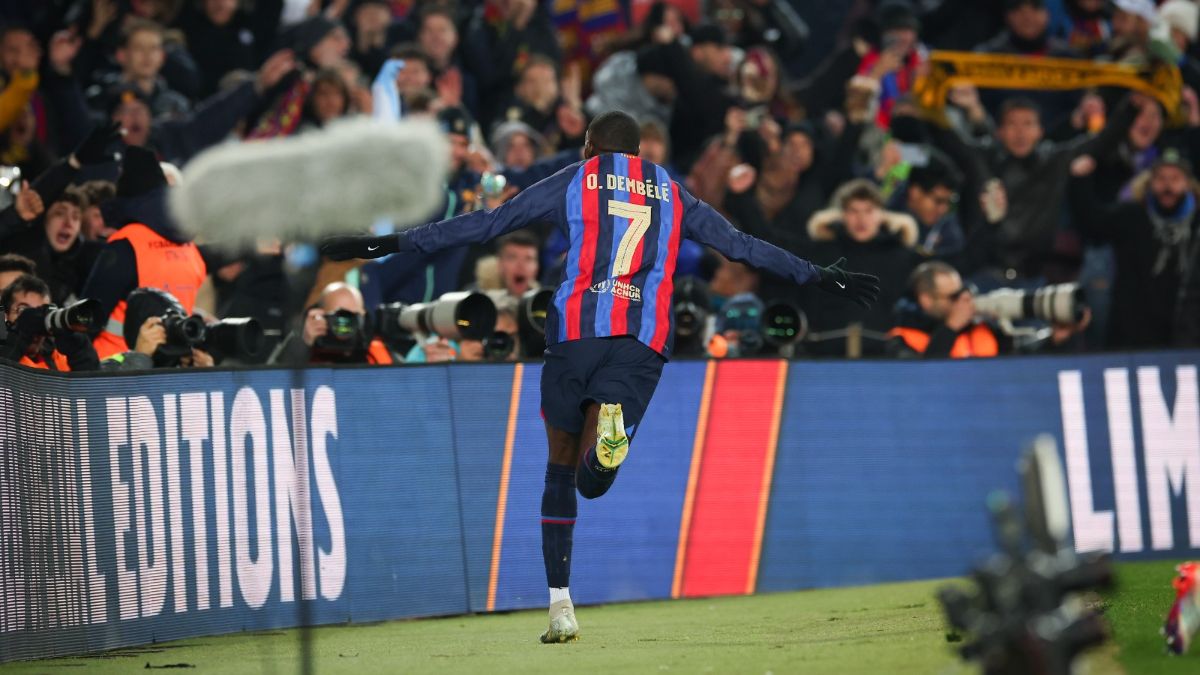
[{"left": 169, "top": 118, "right": 449, "bottom": 247}]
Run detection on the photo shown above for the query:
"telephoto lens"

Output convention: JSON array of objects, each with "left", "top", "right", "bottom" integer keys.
[
  {"left": 973, "top": 284, "right": 1086, "bottom": 324},
  {"left": 44, "top": 299, "right": 102, "bottom": 333},
  {"left": 201, "top": 317, "right": 264, "bottom": 363},
  {"left": 399, "top": 292, "right": 496, "bottom": 341}
]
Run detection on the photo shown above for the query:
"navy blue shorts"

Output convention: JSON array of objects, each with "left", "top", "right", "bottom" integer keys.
[{"left": 540, "top": 336, "right": 666, "bottom": 436}]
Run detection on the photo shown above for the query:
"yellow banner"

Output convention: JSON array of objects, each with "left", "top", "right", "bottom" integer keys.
[{"left": 913, "top": 50, "right": 1183, "bottom": 124}]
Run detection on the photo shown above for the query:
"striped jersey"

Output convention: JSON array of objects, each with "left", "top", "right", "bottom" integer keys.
[{"left": 398, "top": 154, "right": 821, "bottom": 359}]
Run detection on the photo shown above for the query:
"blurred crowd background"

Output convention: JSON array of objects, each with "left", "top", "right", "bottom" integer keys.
[{"left": 1, "top": 0, "right": 1200, "bottom": 370}]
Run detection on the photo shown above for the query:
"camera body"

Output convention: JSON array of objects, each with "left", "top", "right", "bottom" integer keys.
[
  {"left": 157, "top": 310, "right": 264, "bottom": 364},
  {"left": 312, "top": 309, "right": 368, "bottom": 359}
]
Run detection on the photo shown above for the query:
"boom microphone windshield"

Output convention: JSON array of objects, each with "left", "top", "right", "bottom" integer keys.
[{"left": 169, "top": 118, "right": 449, "bottom": 247}]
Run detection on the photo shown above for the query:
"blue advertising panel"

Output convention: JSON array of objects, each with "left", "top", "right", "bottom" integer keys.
[{"left": 1, "top": 351, "right": 1198, "bottom": 662}]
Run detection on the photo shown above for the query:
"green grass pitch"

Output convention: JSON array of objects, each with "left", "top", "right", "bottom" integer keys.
[{"left": 2, "top": 560, "right": 1194, "bottom": 674}]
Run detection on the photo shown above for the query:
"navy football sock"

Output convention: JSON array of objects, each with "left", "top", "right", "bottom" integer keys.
[
  {"left": 576, "top": 445, "right": 618, "bottom": 499},
  {"left": 541, "top": 462, "right": 577, "bottom": 589}
]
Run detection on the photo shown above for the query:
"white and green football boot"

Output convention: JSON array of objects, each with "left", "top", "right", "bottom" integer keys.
[
  {"left": 595, "top": 403, "right": 629, "bottom": 470},
  {"left": 540, "top": 598, "right": 579, "bottom": 643}
]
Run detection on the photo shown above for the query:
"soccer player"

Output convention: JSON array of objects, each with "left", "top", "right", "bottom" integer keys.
[{"left": 320, "top": 111, "right": 880, "bottom": 643}]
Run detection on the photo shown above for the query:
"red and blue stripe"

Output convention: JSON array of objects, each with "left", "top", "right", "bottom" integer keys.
[{"left": 549, "top": 154, "right": 683, "bottom": 356}]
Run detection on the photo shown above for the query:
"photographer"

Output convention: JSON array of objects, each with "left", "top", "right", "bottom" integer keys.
[
  {"left": 270, "top": 282, "right": 399, "bottom": 366},
  {"left": 100, "top": 288, "right": 215, "bottom": 371},
  {"left": 0, "top": 274, "right": 99, "bottom": 371},
  {"left": 888, "top": 262, "right": 1010, "bottom": 359},
  {"left": 888, "top": 261, "right": 1090, "bottom": 358}
]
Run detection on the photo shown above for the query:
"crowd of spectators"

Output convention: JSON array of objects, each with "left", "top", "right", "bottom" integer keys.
[{"left": 1, "top": 0, "right": 1199, "bottom": 370}]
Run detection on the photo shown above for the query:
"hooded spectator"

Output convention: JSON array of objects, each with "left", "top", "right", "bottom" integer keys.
[
  {"left": 795, "top": 179, "right": 921, "bottom": 356},
  {"left": 1108, "top": 0, "right": 1178, "bottom": 65}
]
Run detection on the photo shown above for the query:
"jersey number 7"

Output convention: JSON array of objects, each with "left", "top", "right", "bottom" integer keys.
[{"left": 609, "top": 200, "right": 653, "bottom": 277}]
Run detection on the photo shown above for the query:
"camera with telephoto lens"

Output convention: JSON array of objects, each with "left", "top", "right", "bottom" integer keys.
[
  {"left": 159, "top": 311, "right": 264, "bottom": 364},
  {"left": 312, "top": 308, "right": 367, "bottom": 358},
  {"left": 3, "top": 298, "right": 103, "bottom": 339},
  {"left": 673, "top": 277, "right": 710, "bottom": 338},
  {"left": 973, "top": 283, "right": 1086, "bottom": 325},
  {"left": 516, "top": 288, "right": 551, "bottom": 357},
  {"left": 46, "top": 298, "right": 103, "bottom": 334},
  {"left": 375, "top": 291, "right": 497, "bottom": 342},
  {"left": 762, "top": 302, "right": 807, "bottom": 347},
  {"left": 483, "top": 331, "right": 515, "bottom": 360}
]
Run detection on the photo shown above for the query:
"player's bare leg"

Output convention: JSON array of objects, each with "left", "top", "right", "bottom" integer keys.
[{"left": 540, "top": 424, "right": 581, "bottom": 643}]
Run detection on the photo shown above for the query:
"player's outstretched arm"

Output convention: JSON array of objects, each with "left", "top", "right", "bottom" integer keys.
[
  {"left": 320, "top": 167, "right": 571, "bottom": 261},
  {"left": 682, "top": 190, "right": 880, "bottom": 308}
]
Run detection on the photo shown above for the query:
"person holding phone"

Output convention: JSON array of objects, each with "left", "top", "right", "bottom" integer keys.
[{"left": 855, "top": 1, "right": 929, "bottom": 130}]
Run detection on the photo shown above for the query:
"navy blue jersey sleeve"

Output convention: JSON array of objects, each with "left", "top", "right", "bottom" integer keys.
[
  {"left": 399, "top": 163, "right": 580, "bottom": 254},
  {"left": 679, "top": 185, "right": 820, "bottom": 286}
]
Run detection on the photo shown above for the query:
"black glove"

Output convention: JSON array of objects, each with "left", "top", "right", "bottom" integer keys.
[
  {"left": 71, "top": 122, "right": 123, "bottom": 166},
  {"left": 319, "top": 233, "right": 401, "bottom": 261},
  {"left": 0, "top": 306, "right": 46, "bottom": 361},
  {"left": 52, "top": 330, "right": 100, "bottom": 372},
  {"left": 815, "top": 257, "right": 881, "bottom": 309},
  {"left": 11, "top": 306, "right": 48, "bottom": 339}
]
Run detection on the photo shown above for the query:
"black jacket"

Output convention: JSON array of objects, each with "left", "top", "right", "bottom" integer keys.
[
  {"left": 2, "top": 228, "right": 102, "bottom": 304},
  {"left": 1177, "top": 237, "right": 1200, "bottom": 347},
  {"left": 793, "top": 213, "right": 922, "bottom": 356},
  {"left": 946, "top": 99, "right": 1138, "bottom": 278},
  {"left": 1069, "top": 173, "right": 1200, "bottom": 349}
]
